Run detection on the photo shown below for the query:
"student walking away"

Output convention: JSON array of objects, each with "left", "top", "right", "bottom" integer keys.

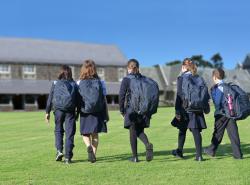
[
  {"left": 77, "top": 59, "right": 108, "bottom": 163},
  {"left": 45, "top": 65, "right": 79, "bottom": 164},
  {"left": 204, "top": 68, "right": 250, "bottom": 159},
  {"left": 172, "top": 58, "right": 210, "bottom": 161},
  {"left": 119, "top": 59, "right": 159, "bottom": 163}
]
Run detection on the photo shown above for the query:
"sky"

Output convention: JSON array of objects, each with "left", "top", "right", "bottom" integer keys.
[{"left": 0, "top": 0, "right": 249, "bottom": 69}]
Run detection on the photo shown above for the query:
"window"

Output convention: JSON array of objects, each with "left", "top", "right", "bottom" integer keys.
[
  {"left": 97, "top": 67, "right": 105, "bottom": 80},
  {"left": 118, "top": 68, "right": 127, "bottom": 81},
  {"left": 25, "top": 95, "right": 35, "bottom": 104},
  {"left": 106, "top": 95, "right": 119, "bottom": 104},
  {"left": 0, "top": 64, "right": 11, "bottom": 79},
  {"left": 23, "top": 65, "right": 36, "bottom": 79},
  {"left": 0, "top": 95, "right": 10, "bottom": 104}
]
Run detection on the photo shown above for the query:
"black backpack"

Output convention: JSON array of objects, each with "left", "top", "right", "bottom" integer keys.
[
  {"left": 181, "top": 75, "right": 210, "bottom": 113},
  {"left": 78, "top": 79, "right": 104, "bottom": 113},
  {"left": 52, "top": 80, "right": 77, "bottom": 111},
  {"left": 222, "top": 83, "right": 250, "bottom": 120},
  {"left": 127, "top": 74, "right": 159, "bottom": 116}
]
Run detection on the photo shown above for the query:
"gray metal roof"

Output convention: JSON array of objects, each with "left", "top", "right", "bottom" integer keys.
[
  {"left": 198, "top": 68, "right": 250, "bottom": 92},
  {"left": 140, "top": 67, "right": 165, "bottom": 91},
  {"left": 0, "top": 80, "right": 121, "bottom": 95},
  {"left": 161, "top": 64, "right": 182, "bottom": 90},
  {"left": 141, "top": 65, "right": 250, "bottom": 93},
  {"left": 0, "top": 38, "right": 127, "bottom": 66},
  {"left": 224, "top": 69, "right": 250, "bottom": 92},
  {"left": 197, "top": 68, "right": 214, "bottom": 88}
]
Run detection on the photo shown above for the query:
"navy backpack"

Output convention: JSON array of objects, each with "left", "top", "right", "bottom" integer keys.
[
  {"left": 222, "top": 83, "right": 250, "bottom": 120},
  {"left": 181, "top": 75, "right": 210, "bottom": 113},
  {"left": 53, "top": 80, "right": 77, "bottom": 111},
  {"left": 78, "top": 79, "right": 104, "bottom": 113},
  {"left": 127, "top": 75, "right": 159, "bottom": 116}
]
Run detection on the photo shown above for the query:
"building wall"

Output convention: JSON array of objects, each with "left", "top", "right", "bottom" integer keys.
[
  {"left": 11, "top": 64, "right": 22, "bottom": 79},
  {"left": 1, "top": 63, "right": 126, "bottom": 82},
  {"left": 0, "top": 62, "right": 128, "bottom": 111},
  {"left": 74, "top": 65, "right": 81, "bottom": 80},
  {"left": 104, "top": 66, "right": 119, "bottom": 82},
  {"left": 37, "top": 64, "right": 63, "bottom": 80}
]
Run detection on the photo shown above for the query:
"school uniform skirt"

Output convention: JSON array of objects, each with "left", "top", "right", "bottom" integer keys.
[
  {"left": 80, "top": 112, "right": 107, "bottom": 135},
  {"left": 124, "top": 111, "right": 151, "bottom": 129},
  {"left": 187, "top": 112, "right": 207, "bottom": 130}
]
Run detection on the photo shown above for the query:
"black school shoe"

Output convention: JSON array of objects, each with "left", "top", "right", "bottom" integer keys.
[
  {"left": 172, "top": 149, "right": 184, "bottom": 159},
  {"left": 146, "top": 143, "right": 154, "bottom": 162},
  {"left": 55, "top": 151, "right": 64, "bottom": 161},
  {"left": 129, "top": 156, "right": 139, "bottom": 163},
  {"left": 195, "top": 156, "right": 204, "bottom": 162},
  {"left": 64, "top": 158, "right": 72, "bottom": 164},
  {"left": 204, "top": 148, "right": 215, "bottom": 157},
  {"left": 87, "top": 146, "right": 96, "bottom": 163}
]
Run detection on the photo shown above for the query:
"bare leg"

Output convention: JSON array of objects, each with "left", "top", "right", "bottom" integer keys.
[
  {"left": 82, "top": 134, "right": 91, "bottom": 147},
  {"left": 83, "top": 134, "right": 96, "bottom": 162},
  {"left": 91, "top": 133, "right": 99, "bottom": 156}
]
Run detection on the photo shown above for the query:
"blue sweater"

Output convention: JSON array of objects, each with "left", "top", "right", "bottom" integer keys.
[{"left": 211, "top": 80, "right": 224, "bottom": 116}]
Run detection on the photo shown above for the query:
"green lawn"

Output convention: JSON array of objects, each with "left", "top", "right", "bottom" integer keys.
[{"left": 0, "top": 107, "right": 250, "bottom": 185}]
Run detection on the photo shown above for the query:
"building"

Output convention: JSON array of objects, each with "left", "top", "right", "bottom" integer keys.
[
  {"left": 1, "top": 37, "right": 250, "bottom": 111},
  {"left": 0, "top": 38, "right": 127, "bottom": 111},
  {"left": 140, "top": 64, "right": 250, "bottom": 106},
  {"left": 141, "top": 64, "right": 181, "bottom": 106}
]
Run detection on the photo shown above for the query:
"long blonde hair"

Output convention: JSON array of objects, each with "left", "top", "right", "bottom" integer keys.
[
  {"left": 79, "top": 59, "right": 99, "bottom": 80},
  {"left": 182, "top": 58, "right": 197, "bottom": 75}
]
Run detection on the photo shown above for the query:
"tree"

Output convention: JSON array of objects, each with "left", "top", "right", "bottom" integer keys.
[
  {"left": 211, "top": 53, "right": 223, "bottom": 68},
  {"left": 166, "top": 60, "right": 181, "bottom": 66},
  {"left": 190, "top": 55, "right": 213, "bottom": 68}
]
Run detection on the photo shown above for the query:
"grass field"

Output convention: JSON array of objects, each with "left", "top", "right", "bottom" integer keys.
[{"left": 0, "top": 107, "right": 250, "bottom": 185}]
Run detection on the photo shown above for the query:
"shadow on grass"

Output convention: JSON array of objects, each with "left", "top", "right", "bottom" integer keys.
[
  {"left": 72, "top": 143, "right": 250, "bottom": 163},
  {"left": 203, "top": 143, "right": 250, "bottom": 159},
  {"left": 72, "top": 159, "right": 88, "bottom": 163},
  {"left": 91, "top": 149, "right": 197, "bottom": 163}
]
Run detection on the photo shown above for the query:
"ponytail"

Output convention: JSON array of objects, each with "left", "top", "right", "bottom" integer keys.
[{"left": 182, "top": 58, "right": 197, "bottom": 75}]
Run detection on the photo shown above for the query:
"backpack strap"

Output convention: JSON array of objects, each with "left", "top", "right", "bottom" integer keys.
[{"left": 221, "top": 82, "right": 230, "bottom": 94}]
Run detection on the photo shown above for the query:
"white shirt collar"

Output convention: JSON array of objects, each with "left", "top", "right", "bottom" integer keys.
[{"left": 216, "top": 80, "right": 224, "bottom": 85}]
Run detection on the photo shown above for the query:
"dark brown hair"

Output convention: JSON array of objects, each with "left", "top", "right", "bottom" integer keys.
[
  {"left": 212, "top": 68, "right": 225, "bottom": 80},
  {"left": 79, "top": 59, "right": 99, "bottom": 80},
  {"left": 182, "top": 58, "right": 197, "bottom": 75},
  {"left": 58, "top": 65, "right": 73, "bottom": 80},
  {"left": 127, "top": 58, "right": 140, "bottom": 74}
]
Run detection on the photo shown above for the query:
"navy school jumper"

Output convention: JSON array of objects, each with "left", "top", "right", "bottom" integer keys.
[
  {"left": 119, "top": 73, "right": 151, "bottom": 129},
  {"left": 46, "top": 80, "right": 78, "bottom": 159},
  {"left": 175, "top": 72, "right": 209, "bottom": 130}
]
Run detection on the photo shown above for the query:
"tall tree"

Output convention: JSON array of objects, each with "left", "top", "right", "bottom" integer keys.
[
  {"left": 190, "top": 55, "right": 213, "bottom": 68},
  {"left": 166, "top": 60, "right": 181, "bottom": 66},
  {"left": 211, "top": 53, "right": 223, "bottom": 68}
]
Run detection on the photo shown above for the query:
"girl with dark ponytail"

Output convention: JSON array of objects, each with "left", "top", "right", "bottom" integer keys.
[
  {"left": 119, "top": 59, "right": 154, "bottom": 163},
  {"left": 172, "top": 58, "right": 210, "bottom": 161}
]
